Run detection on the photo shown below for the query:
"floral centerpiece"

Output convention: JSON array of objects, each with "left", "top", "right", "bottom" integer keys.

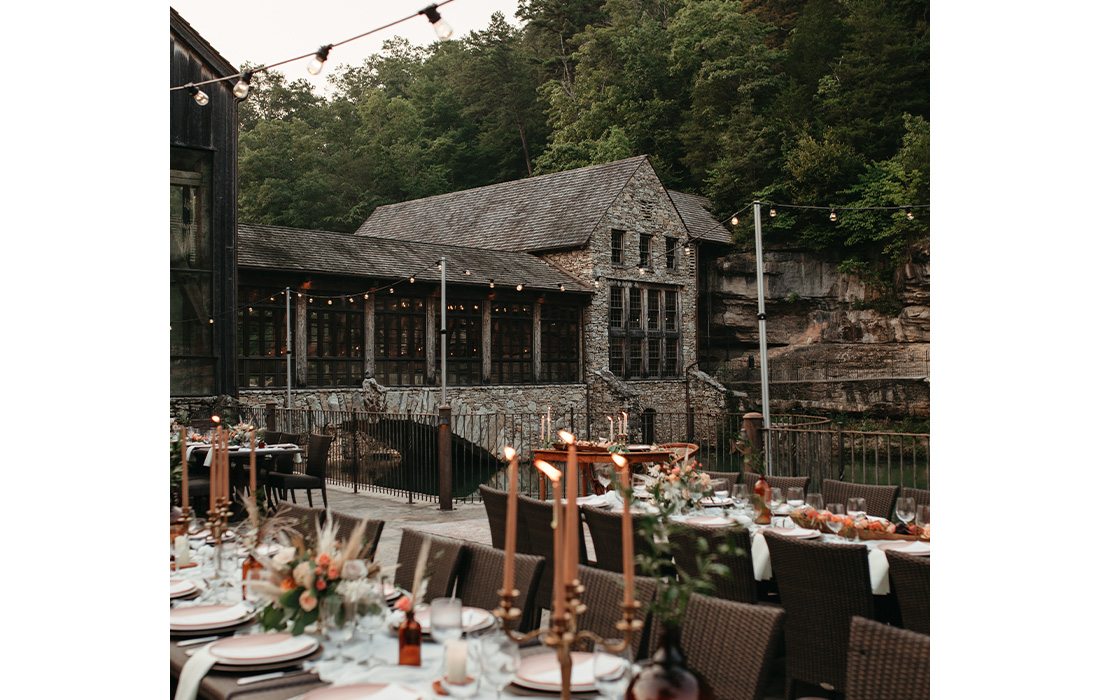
[
  {"left": 645, "top": 459, "right": 712, "bottom": 515},
  {"left": 251, "top": 517, "right": 381, "bottom": 634},
  {"left": 226, "top": 421, "right": 264, "bottom": 446}
]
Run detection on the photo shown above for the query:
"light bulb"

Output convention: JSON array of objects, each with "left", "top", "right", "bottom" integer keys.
[
  {"left": 409, "top": 276, "right": 416, "bottom": 283},
  {"left": 363, "top": 294, "right": 369, "bottom": 300},
  {"left": 906, "top": 210, "right": 914, "bottom": 220},
  {"left": 730, "top": 215, "right": 739, "bottom": 226},
  {"left": 327, "top": 299, "right": 333, "bottom": 305},
  {"left": 389, "top": 287, "right": 395, "bottom": 294},
  {"left": 208, "top": 318, "right": 214, "bottom": 324},
  {"left": 463, "top": 269, "right": 471, "bottom": 275},
  {"left": 829, "top": 210, "right": 837, "bottom": 222},
  {"left": 297, "top": 293, "right": 303, "bottom": 298},
  {"left": 232, "top": 71, "right": 253, "bottom": 99},
  {"left": 516, "top": 283, "right": 524, "bottom": 291},
  {"left": 638, "top": 267, "right": 646, "bottom": 275},
  {"left": 769, "top": 207, "right": 777, "bottom": 217},
  {"left": 421, "top": 5, "right": 453, "bottom": 39},
  {"left": 559, "top": 283, "right": 566, "bottom": 292},
  {"left": 248, "top": 306, "right": 254, "bottom": 313},
  {"left": 307, "top": 45, "right": 332, "bottom": 75},
  {"left": 594, "top": 277, "right": 601, "bottom": 287},
  {"left": 489, "top": 279, "right": 495, "bottom": 289},
  {"left": 188, "top": 85, "right": 209, "bottom": 106}
]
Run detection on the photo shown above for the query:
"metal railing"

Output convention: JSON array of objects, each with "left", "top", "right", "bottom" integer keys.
[{"left": 766, "top": 425, "right": 929, "bottom": 490}]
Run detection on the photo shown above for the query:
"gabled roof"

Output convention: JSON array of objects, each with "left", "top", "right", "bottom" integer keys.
[
  {"left": 170, "top": 8, "right": 237, "bottom": 77},
  {"left": 354, "top": 156, "right": 651, "bottom": 252},
  {"left": 239, "top": 223, "right": 591, "bottom": 293},
  {"left": 668, "top": 190, "right": 731, "bottom": 244}
]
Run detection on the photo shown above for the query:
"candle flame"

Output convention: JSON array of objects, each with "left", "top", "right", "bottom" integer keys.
[
  {"left": 557, "top": 430, "right": 575, "bottom": 445},
  {"left": 621, "top": 411, "right": 628, "bottom": 419},
  {"left": 503, "top": 446, "right": 516, "bottom": 461},
  {"left": 534, "top": 460, "right": 562, "bottom": 481},
  {"left": 211, "top": 415, "right": 221, "bottom": 424},
  {"left": 611, "top": 453, "right": 629, "bottom": 469}
]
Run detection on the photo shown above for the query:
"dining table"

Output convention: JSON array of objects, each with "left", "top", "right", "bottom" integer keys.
[{"left": 531, "top": 448, "right": 671, "bottom": 499}]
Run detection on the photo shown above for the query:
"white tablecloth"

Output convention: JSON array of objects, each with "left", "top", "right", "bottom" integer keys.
[
  {"left": 188, "top": 445, "right": 303, "bottom": 468},
  {"left": 750, "top": 530, "right": 912, "bottom": 595}
]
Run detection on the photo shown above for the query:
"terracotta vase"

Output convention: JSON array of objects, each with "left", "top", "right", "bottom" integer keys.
[{"left": 626, "top": 626, "right": 713, "bottom": 700}]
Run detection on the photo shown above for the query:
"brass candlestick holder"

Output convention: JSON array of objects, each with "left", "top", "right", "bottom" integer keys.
[{"left": 494, "top": 579, "right": 643, "bottom": 700}]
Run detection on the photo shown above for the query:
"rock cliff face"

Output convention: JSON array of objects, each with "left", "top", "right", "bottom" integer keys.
[{"left": 701, "top": 248, "right": 929, "bottom": 417}]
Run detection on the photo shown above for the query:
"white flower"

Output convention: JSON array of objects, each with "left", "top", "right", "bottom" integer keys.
[
  {"left": 273, "top": 546, "right": 296, "bottom": 568},
  {"left": 292, "top": 561, "right": 315, "bottom": 589},
  {"left": 342, "top": 559, "right": 368, "bottom": 580}
]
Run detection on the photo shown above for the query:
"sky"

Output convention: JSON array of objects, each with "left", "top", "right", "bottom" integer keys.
[{"left": 172, "top": 0, "right": 522, "bottom": 93}]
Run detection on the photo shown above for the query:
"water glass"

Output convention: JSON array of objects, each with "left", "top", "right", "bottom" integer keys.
[
  {"left": 786, "top": 487, "right": 805, "bottom": 509},
  {"left": 895, "top": 497, "right": 916, "bottom": 526},
  {"left": 593, "top": 640, "right": 633, "bottom": 699},
  {"left": 479, "top": 631, "right": 521, "bottom": 699},
  {"left": 825, "top": 503, "right": 846, "bottom": 543},
  {"left": 731, "top": 484, "right": 750, "bottom": 514},
  {"left": 354, "top": 582, "right": 388, "bottom": 667},
  {"left": 430, "top": 598, "right": 465, "bottom": 644},
  {"left": 846, "top": 497, "right": 867, "bottom": 521},
  {"left": 322, "top": 595, "right": 356, "bottom": 661},
  {"left": 806, "top": 493, "right": 824, "bottom": 512},
  {"left": 915, "top": 505, "right": 930, "bottom": 528}
]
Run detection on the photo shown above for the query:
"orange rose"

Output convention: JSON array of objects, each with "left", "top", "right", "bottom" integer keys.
[
  {"left": 394, "top": 595, "right": 411, "bottom": 612},
  {"left": 299, "top": 591, "right": 318, "bottom": 612},
  {"left": 328, "top": 564, "right": 341, "bottom": 579},
  {"left": 316, "top": 553, "right": 331, "bottom": 567},
  {"left": 280, "top": 577, "right": 295, "bottom": 591},
  {"left": 316, "top": 578, "right": 327, "bottom": 591}
]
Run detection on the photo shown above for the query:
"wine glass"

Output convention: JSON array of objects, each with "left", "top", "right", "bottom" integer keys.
[
  {"left": 595, "top": 464, "right": 613, "bottom": 491},
  {"left": 767, "top": 486, "right": 785, "bottom": 525},
  {"left": 806, "top": 492, "right": 824, "bottom": 512},
  {"left": 479, "top": 631, "right": 521, "bottom": 699},
  {"left": 825, "top": 503, "right": 846, "bottom": 543},
  {"left": 846, "top": 497, "right": 867, "bottom": 522},
  {"left": 322, "top": 595, "right": 356, "bottom": 662},
  {"left": 593, "top": 640, "right": 633, "bottom": 699},
  {"left": 355, "top": 581, "right": 389, "bottom": 667},
  {"left": 915, "top": 505, "right": 930, "bottom": 528},
  {"left": 895, "top": 496, "right": 916, "bottom": 528}
]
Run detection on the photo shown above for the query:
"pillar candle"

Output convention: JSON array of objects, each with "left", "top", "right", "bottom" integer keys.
[
  {"left": 622, "top": 411, "right": 628, "bottom": 438},
  {"left": 249, "top": 428, "right": 257, "bottom": 497},
  {"left": 502, "top": 447, "right": 519, "bottom": 594},
  {"left": 180, "top": 428, "right": 189, "bottom": 510},
  {"left": 612, "top": 453, "right": 635, "bottom": 607},
  {"left": 444, "top": 640, "right": 467, "bottom": 683},
  {"left": 608, "top": 416, "right": 614, "bottom": 438},
  {"left": 223, "top": 429, "right": 231, "bottom": 505}
]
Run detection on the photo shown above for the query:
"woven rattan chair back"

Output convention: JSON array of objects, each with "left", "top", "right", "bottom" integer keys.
[
  {"left": 739, "top": 472, "right": 812, "bottom": 494},
  {"left": 273, "top": 503, "right": 324, "bottom": 543},
  {"left": 518, "top": 494, "right": 586, "bottom": 611},
  {"left": 393, "top": 529, "right": 467, "bottom": 602},
  {"left": 885, "top": 550, "right": 930, "bottom": 634},
  {"left": 581, "top": 504, "right": 653, "bottom": 574},
  {"left": 648, "top": 594, "right": 784, "bottom": 700},
  {"left": 659, "top": 442, "right": 701, "bottom": 466},
  {"left": 264, "top": 431, "right": 285, "bottom": 445},
  {"left": 304, "top": 434, "right": 333, "bottom": 480},
  {"left": 821, "top": 479, "right": 900, "bottom": 520},
  {"left": 575, "top": 565, "right": 658, "bottom": 660},
  {"left": 702, "top": 470, "right": 742, "bottom": 495},
  {"left": 763, "top": 530, "right": 876, "bottom": 695},
  {"left": 455, "top": 541, "right": 545, "bottom": 632},
  {"left": 845, "top": 616, "right": 930, "bottom": 700},
  {"left": 899, "top": 486, "right": 930, "bottom": 508},
  {"left": 326, "top": 511, "right": 385, "bottom": 561},
  {"left": 668, "top": 523, "right": 756, "bottom": 604},
  {"left": 480, "top": 485, "right": 528, "bottom": 551}
]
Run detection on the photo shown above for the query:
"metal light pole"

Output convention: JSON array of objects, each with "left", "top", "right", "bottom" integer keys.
[
  {"left": 440, "top": 257, "right": 447, "bottom": 406},
  {"left": 437, "top": 257, "right": 452, "bottom": 510},
  {"left": 285, "top": 286, "right": 292, "bottom": 409},
  {"left": 752, "top": 202, "right": 773, "bottom": 474}
]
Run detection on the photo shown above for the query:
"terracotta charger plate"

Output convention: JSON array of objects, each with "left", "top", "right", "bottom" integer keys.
[
  {"left": 302, "top": 683, "right": 423, "bottom": 699},
  {"left": 513, "top": 651, "right": 599, "bottom": 693}
]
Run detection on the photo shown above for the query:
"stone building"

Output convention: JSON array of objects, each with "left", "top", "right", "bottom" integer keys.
[{"left": 189, "top": 156, "right": 734, "bottom": 448}]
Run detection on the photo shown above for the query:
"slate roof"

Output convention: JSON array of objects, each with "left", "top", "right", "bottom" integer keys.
[
  {"left": 668, "top": 190, "right": 731, "bottom": 244},
  {"left": 238, "top": 223, "right": 591, "bottom": 293},
  {"left": 170, "top": 8, "right": 237, "bottom": 76},
  {"left": 354, "top": 156, "right": 651, "bottom": 252}
]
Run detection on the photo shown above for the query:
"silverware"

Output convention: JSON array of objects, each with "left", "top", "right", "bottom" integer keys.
[
  {"left": 236, "top": 668, "right": 308, "bottom": 686},
  {"left": 177, "top": 635, "right": 219, "bottom": 647}
]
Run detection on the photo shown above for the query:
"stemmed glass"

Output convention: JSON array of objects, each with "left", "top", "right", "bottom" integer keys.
[
  {"left": 825, "top": 503, "right": 846, "bottom": 543},
  {"left": 846, "top": 497, "right": 867, "bottom": 522},
  {"left": 786, "top": 487, "right": 805, "bottom": 510},
  {"left": 915, "top": 505, "right": 930, "bottom": 529},
  {"left": 322, "top": 595, "right": 356, "bottom": 662},
  {"left": 731, "top": 484, "right": 750, "bottom": 516},
  {"left": 768, "top": 486, "right": 785, "bottom": 525},
  {"left": 479, "top": 630, "right": 521, "bottom": 699},
  {"left": 355, "top": 581, "right": 389, "bottom": 667},
  {"left": 593, "top": 640, "right": 633, "bottom": 699},
  {"left": 894, "top": 497, "right": 916, "bottom": 529},
  {"left": 595, "top": 464, "right": 613, "bottom": 492},
  {"left": 806, "top": 493, "right": 824, "bottom": 512}
]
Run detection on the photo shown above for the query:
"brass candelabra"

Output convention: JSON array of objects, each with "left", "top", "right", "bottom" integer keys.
[{"left": 494, "top": 580, "right": 643, "bottom": 700}]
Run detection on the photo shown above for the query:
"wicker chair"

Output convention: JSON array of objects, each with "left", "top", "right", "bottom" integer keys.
[
  {"left": 739, "top": 472, "right": 811, "bottom": 494},
  {"left": 648, "top": 594, "right": 784, "bottom": 700},
  {"left": 659, "top": 442, "right": 701, "bottom": 466},
  {"left": 265, "top": 434, "right": 333, "bottom": 508},
  {"left": 702, "top": 470, "right": 742, "bottom": 495},
  {"left": 668, "top": 523, "right": 757, "bottom": 604},
  {"left": 821, "top": 479, "right": 900, "bottom": 520},
  {"left": 392, "top": 529, "right": 467, "bottom": 602},
  {"left": 845, "top": 616, "right": 930, "bottom": 700},
  {"left": 575, "top": 565, "right": 658, "bottom": 659},
  {"left": 885, "top": 550, "right": 930, "bottom": 635},
  {"left": 581, "top": 504, "right": 655, "bottom": 574},
  {"left": 325, "top": 511, "right": 385, "bottom": 561},
  {"left": 273, "top": 502, "right": 325, "bottom": 543},
  {"left": 763, "top": 531, "right": 876, "bottom": 696},
  {"left": 518, "top": 494, "right": 587, "bottom": 612},
  {"left": 899, "top": 486, "right": 930, "bottom": 508},
  {"left": 455, "top": 541, "right": 545, "bottom": 632},
  {"left": 480, "top": 485, "right": 529, "bottom": 551}
]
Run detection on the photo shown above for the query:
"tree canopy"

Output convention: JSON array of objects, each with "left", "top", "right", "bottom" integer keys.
[{"left": 237, "top": 1, "right": 929, "bottom": 270}]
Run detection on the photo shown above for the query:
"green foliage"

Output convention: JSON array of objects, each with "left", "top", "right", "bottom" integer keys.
[{"left": 236, "top": 1, "right": 928, "bottom": 269}]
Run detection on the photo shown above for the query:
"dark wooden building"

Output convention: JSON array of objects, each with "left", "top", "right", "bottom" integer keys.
[{"left": 170, "top": 9, "right": 238, "bottom": 396}]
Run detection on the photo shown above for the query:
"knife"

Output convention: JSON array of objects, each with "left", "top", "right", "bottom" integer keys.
[
  {"left": 236, "top": 669, "right": 308, "bottom": 686},
  {"left": 177, "top": 635, "right": 219, "bottom": 647}
]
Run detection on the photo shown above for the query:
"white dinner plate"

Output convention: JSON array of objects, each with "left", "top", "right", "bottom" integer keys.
[
  {"left": 766, "top": 526, "right": 821, "bottom": 539},
  {"left": 170, "top": 579, "right": 198, "bottom": 598},
  {"left": 513, "top": 651, "right": 598, "bottom": 693},
  {"left": 413, "top": 607, "right": 495, "bottom": 636},
  {"left": 670, "top": 514, "right": 739, "bottom": 527},
  {"left": 876, "top": 540, "right": 931, "bottom": 556},
  {"left": 700, "top": 496, "right": 734, "bottom": 507},
  {"left": 208, "top": 633, "right": 318, "bottom": 665},
  {"left": 170, "top": 603, "right": 252, "bottom": 631}
]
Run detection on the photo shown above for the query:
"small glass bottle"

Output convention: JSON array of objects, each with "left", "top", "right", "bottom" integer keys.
[
  {"left": 752, "top": 475, "right": 771, "bottom": 525},
  {"left": 398, "top": 608, "right": 422, "bottom": 666}
]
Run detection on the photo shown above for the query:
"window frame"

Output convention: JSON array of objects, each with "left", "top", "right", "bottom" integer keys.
[
  {"left": 237, "top": 287, "right": 290, "bottom": 389},
  {"left": 306, "top": 297, "right": 364, "bottom": 388},
  {"left": 375, "top": 296, "right": 427, "bottom": 386},
  {"left": 639, "top": 233, "right": 653, "bottom": 269},
  {"left": 611, "top": 229, "right": 625, "bottom": 266},
  {"left": 607, "top": 282, "right": 681, "bottom": 379}
]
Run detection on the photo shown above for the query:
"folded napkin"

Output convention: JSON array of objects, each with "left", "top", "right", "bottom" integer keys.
[
  {"left": 367, "top": 685, "right": 424, "bottom": 700},
  {"left": 898, "top": 540, "right": 931, "bottom": 555},
  {"left": 575, "top": 494, "right": 609, "bottom": 507},
  {"left": 174, "top": 645, "right": 219, "bottom": 700}
]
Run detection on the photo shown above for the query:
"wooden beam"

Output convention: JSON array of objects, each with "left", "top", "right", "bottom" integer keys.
[
  {"left": 481, "top": 302, "right": 492, "bottom": 384},
  {"left": 295, "top": 293, "right": 308, "bottom": 386},
  {"left": 532, "top": 301, "right": 542, "bottom": 382},
  {"left": 364, "top": 296, "right": 375, "bottom": 379},
  {"left": 426, "top": 297, "right": 437, "bottom": 384}
]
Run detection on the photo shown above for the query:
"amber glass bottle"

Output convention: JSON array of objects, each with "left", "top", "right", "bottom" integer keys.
[
  {"left": 753, "top": 475, "right": 772, "bottom": 525},
  {"left": 398, "top": 609, "right": 422, "bottom": 666}
]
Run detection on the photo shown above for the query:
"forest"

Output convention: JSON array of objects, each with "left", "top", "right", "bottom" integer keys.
[{"left": 237, "top": 0, "right": 929, "bottom": 271}]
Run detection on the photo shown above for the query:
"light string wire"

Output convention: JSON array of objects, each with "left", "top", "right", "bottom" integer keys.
[{"left": 170, "top": 0, "right": 458, "bottom": 92}]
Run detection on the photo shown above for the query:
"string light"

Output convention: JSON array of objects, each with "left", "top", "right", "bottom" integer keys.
[
  {"left": 307, "top": 44, "right": 333, "bottom": 75},
  {"left": 730, "top": 215, "right": 739, "bottom": 226},
  {"left": 187, "top": 84, "right": 209, "bottom": 106},
  {"left": 208, "top": 318, "right": 214, "bottom": 324},
  {"left": 559, "top": 283, "right": 566, "bottom": 292},
  {"left": 769, "top": 207, "right": 777, "bottom": 218},
  {"left": 389, "top": 287, "right": 395, "bottom": 294},
  {"left": 327, "top": 299, "right": 333, "bottom": 305},
  {"left": 516, "top": 283, "right": 524, "bottom": 291},
  {"left": 297, "top": 293, "right": 303, "bottom": 298},
  {"left": 463, "top": 269, "right": 471, "bottom": 275},
  {"left": 247, "top": 306, "right": 254, "bottom": 313},
  {"left": 409, "top": 276, "right": 416, "bottom": 283},
  {"left": 419, "top": 4, "right": 453, "bottom": 39},
  {"left": 638, "top": 267, "right": 646, "bottom": 275},
  {"left": 232, "top": 70, "right": 253, "bottom": 99},
  {"left": 829, "top": 210, "right": 838, "bottom": 222},
  {"left": 906, "top": 210, "right": 914, "bottom": 220},
  {"left": 489, "top": 279, "right": 495, "bottom": 289},
  {"left": 363, "top": 293, "right": 369, "bottom": 300}
]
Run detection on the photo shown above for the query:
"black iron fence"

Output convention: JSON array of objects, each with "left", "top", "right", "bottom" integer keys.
[{"left": 235, "top": 405, "right": 929, "bottom": 503}]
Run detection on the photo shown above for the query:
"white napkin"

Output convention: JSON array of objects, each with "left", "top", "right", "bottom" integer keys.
[
  {"left": 750, "top": 531, "right": 772, "bottom": 581},
  {"left": 174, "top": 645, "right": 218, "bottom": 700},
  {"left": 575, "top": 494, "right": 608, "bottom": 507},
  {"left": 898, "top": 540, "right": 931, "bottom": 555},
  {"left": 868, "top": 548, "right": 890, "bottom": 595},
  {"left": 370, "top": 683, "right": 427, "bottom": 700}
]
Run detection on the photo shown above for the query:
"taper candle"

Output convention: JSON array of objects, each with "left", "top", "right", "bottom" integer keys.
[
  {"left": 611, "top": 453, "right": 635, "bottom": 607},
  {"left": 180, "top": 428, "right": 189, "bottom": 510},
  {"left": 502, "top": 446, "right": 519, "bottom": 594},
  {"left": 249, "top": 428, "right": 257, "bottom": 497},
  {"left": 534, "top": 460, "right": 564, "bottom": 619},
  {"left": 559, "top": 430, "right": 579, "bottom": 583}
]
